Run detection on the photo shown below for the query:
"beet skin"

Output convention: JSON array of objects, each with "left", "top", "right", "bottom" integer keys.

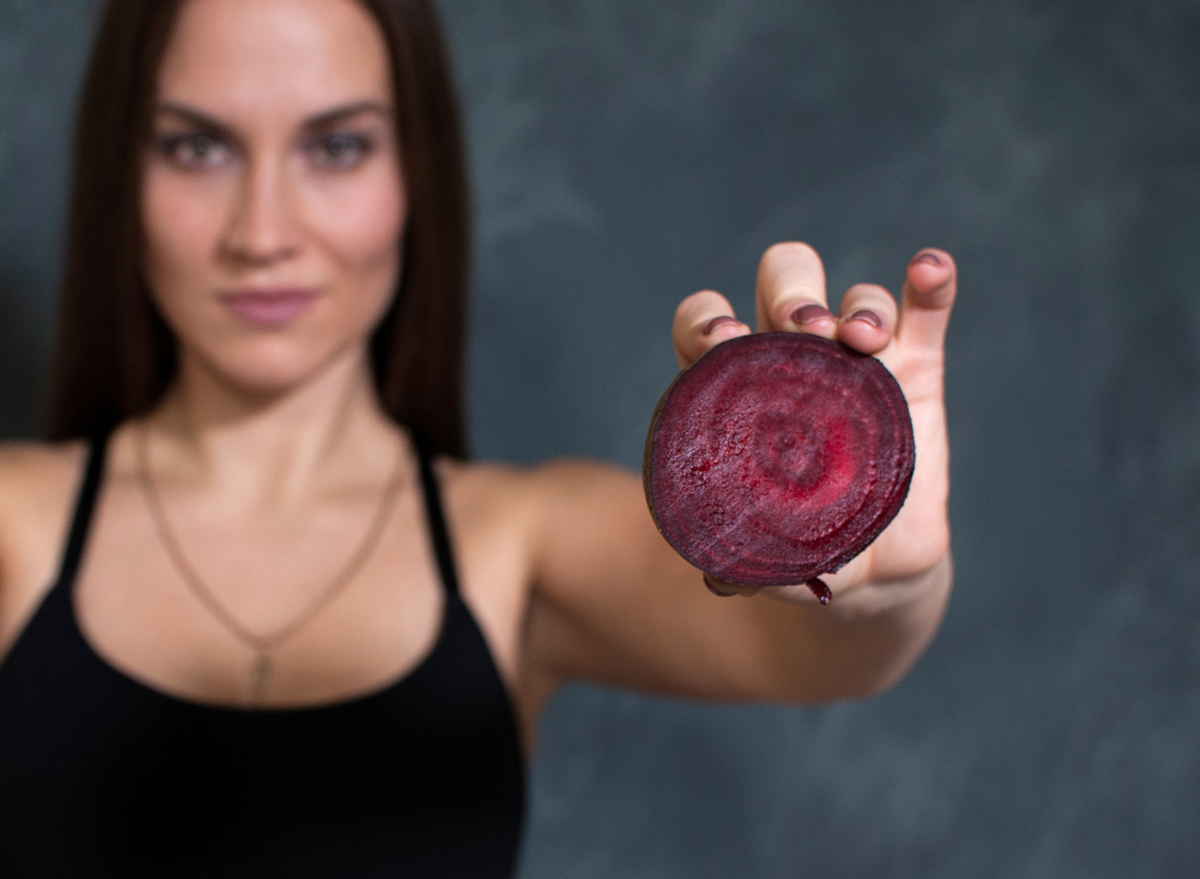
[{"left": 643, "top": 333, "right": 915, "bottom": 589}]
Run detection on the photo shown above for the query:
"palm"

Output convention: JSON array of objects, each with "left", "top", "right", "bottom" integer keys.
[{"left": 868, "top": 338, "right": 951, "bottom": 582}]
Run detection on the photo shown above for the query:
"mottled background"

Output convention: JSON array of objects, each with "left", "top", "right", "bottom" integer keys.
[{"left": 3, "top": 0, "right": 1199, "bottom": 875}]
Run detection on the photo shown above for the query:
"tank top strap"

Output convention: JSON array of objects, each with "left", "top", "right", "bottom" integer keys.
[
  {"left": 54, "top": 431, "right": 109, "bottom": 590},
  {"left": 410, "top": 432, "right": 462, "bottom": 598}
]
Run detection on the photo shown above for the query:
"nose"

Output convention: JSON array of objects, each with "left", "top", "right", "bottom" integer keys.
[{"left": 219, "top": 153, "right": 300, "bottom": 268}]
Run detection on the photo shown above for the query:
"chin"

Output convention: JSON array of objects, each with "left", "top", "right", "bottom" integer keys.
[{"left": 190, "top": 337, "right": 364, "bottom": 401}]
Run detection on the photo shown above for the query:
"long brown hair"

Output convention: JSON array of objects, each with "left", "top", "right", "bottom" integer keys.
[{"left": 47, "top": 0, "right": 470, "bottom": 458}]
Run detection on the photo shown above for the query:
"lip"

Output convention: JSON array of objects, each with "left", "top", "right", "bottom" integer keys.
[{"left": 219, "top": 288, "right": 319, "bottom": 329}]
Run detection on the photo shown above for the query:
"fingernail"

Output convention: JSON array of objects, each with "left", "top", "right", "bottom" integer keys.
[
  {"left": 789, "top": 303, "right": 833, "bottom": 326},
  {"left": 701, "top": 315, "right": 740, "bottom": 336},
  {"left": 909, "top": 250, "right": 944, "bottom": 268},
  {"left": 704, "top": 573, "right": 736, "bottom": 597},
  {"left": 845, "top": 309, "right": 882, "bottom": 329}
]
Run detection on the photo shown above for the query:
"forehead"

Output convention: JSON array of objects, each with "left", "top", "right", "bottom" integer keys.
[{"left": 157, "top": 0, "right": 392, "bottom": 117}]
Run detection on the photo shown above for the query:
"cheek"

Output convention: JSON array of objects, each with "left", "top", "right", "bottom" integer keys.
[
  {"left": 313, "top": 164, "right": 407, "bottom": 300},
  {"left": 141, "top": 168, "right": 227, "bottom": 307}
]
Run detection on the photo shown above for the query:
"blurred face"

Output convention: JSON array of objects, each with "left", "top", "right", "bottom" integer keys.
[{"left": 141, "top": 0, "right": 405, "bottom": 394}]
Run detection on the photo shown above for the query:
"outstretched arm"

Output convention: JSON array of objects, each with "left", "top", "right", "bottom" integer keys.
[{"left": 519, "top": 243, "right": 955, "bottom": 706}]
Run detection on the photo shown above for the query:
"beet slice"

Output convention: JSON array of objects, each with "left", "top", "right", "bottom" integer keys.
[{"left": 643, "top": 333, "right": 914, "bottom": 598}]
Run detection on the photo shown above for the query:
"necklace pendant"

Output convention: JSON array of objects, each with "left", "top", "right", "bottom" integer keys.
[{"left": 248, "top": 652, "right": 272, "bottom": 706}]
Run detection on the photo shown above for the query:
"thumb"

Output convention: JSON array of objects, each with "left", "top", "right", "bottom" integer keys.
[{"left": 895, "top": 249, "right": 956, "bottom": 353}]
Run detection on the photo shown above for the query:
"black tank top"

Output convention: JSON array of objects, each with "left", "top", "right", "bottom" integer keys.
[{"left": 0, "top": 433, "right": 525, "bottom": 877}]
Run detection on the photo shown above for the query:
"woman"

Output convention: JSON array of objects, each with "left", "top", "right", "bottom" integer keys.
[{"left": 0, "top": 0, "right": 955, "bottom": 875}]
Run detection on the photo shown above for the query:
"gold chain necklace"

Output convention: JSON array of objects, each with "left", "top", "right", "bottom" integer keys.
[{"left": 135, "top": 424, "right": 405, "bottom": 707}]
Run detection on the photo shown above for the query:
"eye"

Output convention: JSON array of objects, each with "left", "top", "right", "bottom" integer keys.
[
  {"left": 157, "top": 133, "right": 233, "bottom": 170},
  {"left": 306, "top": 132, "right": 373, "bottom": 170}
]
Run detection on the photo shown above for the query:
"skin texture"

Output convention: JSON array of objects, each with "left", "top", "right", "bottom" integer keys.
[{"left": 0, "top": 0, "right": 955, "bottom": 756}]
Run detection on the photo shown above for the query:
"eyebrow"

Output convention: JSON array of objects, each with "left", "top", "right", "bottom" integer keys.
[
  {"left": 151, "top": 100, "right": 392, "bottom": 136},
  {"left": 304, "top": 101, "right": 392, "bottom": 129}
]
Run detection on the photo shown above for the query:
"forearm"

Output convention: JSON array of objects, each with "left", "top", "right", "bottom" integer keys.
[{"left": 525, "top": 460, "right": 953, "bottom": 706}]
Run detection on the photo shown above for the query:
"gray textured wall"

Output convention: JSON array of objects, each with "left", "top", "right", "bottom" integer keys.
[{"left": 2, "top": 0, "right": 1199, "bottom": 875}]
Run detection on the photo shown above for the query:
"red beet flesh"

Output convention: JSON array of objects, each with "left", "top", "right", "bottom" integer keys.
[{"left": 644, "top": 333, "right": 914, "bottom": 590}]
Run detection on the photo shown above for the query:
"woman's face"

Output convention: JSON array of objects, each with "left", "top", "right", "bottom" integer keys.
[{"left": 141, "top": 0, "right": 405, "bottom": 395}]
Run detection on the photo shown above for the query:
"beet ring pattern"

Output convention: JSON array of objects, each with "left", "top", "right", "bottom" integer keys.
[{"left": 643, "top": 333, "right": 915, "bottom": 587}]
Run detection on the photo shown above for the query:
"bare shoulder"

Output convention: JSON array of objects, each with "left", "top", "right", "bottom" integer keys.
[
  {"left": 455, "top": 455, "right": 638, "bottom": 495},
  {"left": 0, "top": 438, "right": 86, "bottom": 476},
  {"left": 0, "top": 440, "right": 87, "bottom": 531},
  {"left": 0, "top": 439, "right": 88, "bottom": 654},
  {"left": 438, "top": 455, "right": 654, "bottom": 595},
  {"left": 522, "top": 457, "right": 647, "bottom": 534},
  {"left": 435, "top": 455, "right": 640, "bottom": 533},
  {"left": 429, "top": 455, "right": 652, "bottom": 716}
]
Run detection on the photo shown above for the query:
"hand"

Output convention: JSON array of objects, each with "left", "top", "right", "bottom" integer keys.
[{"left": 671, "top": 242, "right": 955, "bottom": 603}]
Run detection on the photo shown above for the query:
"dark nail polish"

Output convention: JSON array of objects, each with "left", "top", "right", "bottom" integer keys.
[
  {"left": 910, "top": 251, "right": 944, "bottom": 268},
  {"left": 846, "top": 309, "right": 883, "bottom": 329},
  {"left": 701, "top": 315, "right": 740, "bottom": 336},
  {"left": 790, "top": 303, "right": 832, "bottom": 326}
]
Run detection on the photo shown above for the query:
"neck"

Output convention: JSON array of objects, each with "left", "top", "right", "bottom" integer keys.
[{"left": 144, "top": 344, "right": 400, "bottom": 506}]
